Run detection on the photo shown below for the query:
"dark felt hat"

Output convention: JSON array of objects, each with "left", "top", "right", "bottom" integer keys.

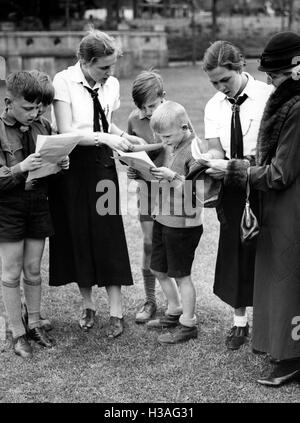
[{"left": 258, "top": 31, "right": 300, "bottom": 72}]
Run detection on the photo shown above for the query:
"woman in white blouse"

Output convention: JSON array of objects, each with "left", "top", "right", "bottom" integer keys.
[
  {"left": 49, "top": 30, "right": 141, "bottom": 338},
  {"left": 192, "top": 41, "right": 273, "bottom": 350}
]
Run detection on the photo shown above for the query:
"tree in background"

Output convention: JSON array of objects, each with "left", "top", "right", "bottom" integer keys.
[
  {"left": 272, "top": 0, "right": 295, "bottom": 30},
  {"left": 211, "top": 0, "right": 219, "bottom": 38}
]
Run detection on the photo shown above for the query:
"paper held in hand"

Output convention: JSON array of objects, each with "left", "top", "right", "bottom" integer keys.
[
  {"left": 113, "top": 149, "right": 157, "bottom": 181},
  {"left": 27, "top": 133, "right": 81, "bottom": 182}
]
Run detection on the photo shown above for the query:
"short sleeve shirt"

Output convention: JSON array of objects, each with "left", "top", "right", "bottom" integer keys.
[
  {"left": 127, "top": 109, "right": 156, "bottom": 144},
  {"left": 127, "top": 108, "right": 166, "bottom": 166},
  {"left": 204, "top": 73, "right": 273, "bottom": 157},
  {"left": 52, "top": 61, "right": 120, "bottom": 132}
]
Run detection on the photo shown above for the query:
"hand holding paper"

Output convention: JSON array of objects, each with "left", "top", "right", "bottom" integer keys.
[
  {"left": 27, "top": 133, "right": 81, "bottom": 181},
  {"left": 114, "top": 149, "right": 157, "bottom": 181}
]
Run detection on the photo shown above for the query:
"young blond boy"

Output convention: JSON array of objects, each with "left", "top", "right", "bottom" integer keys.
[{"left": 147, "top": 101, "right": 203, "bottom": 344}]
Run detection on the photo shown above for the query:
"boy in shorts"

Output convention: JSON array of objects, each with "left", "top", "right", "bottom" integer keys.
[
  {"left": 147, "top": 101, "right": 203, "bottom": 344},
  {"left": 127, "top": 70, "right": 181, "bottom": 324},
  {"left": 0, "top": 71, "right": 65, "bottom": 358},
  {"left": 19, "top": 70, "right": 57, "bottom": 332}
]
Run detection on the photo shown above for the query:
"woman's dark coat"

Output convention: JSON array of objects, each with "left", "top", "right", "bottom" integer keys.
[{"left": 226, "top": 78, "right": 300, "bottom": 360}]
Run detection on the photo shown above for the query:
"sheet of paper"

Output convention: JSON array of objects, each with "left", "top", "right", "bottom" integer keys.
[
  {"left": 114, "top": 149, "right": 157, "bottom": 181},
  {"left": 27, "top": 133, "right": 81, "bottom": 181}
]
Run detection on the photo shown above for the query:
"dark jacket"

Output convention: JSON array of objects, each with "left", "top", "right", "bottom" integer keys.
[
  {"left": 0, "top": 114, "right": 51, "bottom": 195},
  {"left": 225, "top": 78, "right": 300, "bottom": 360}
]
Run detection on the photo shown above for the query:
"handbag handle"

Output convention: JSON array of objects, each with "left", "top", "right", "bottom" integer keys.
[{"left": 245, "top": 165, "right": 251, "bottom": 202}]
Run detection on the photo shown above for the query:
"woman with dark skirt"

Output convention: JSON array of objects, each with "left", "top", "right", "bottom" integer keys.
[
  {"left": 49, "top": 30, "right": 139, "bottom": 338},
  {"left": 204, "top": 31, "right": 300, "bottom": 386},
  {"left": 192, "top": 41, "right": 272, "bottom": 350}
]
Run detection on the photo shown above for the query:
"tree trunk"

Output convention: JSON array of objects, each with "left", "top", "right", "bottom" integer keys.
[
  {"left": 106, "top": 0, "right": 120, "bottom": 28},
  {"left": 288, "top": 0, "right": 294, "bottom": 30},
  {"left": 39, "top": 1, "right": 50, "bottom": 30},
  {"left": 65, "top": 0, "right": 70, "bottom": 31},
  {"left": 132, "top": 0, "right": 138, "bottom": 18},
  {"left": 211, "top": 0, "right": 218, "bottom": 39},
  {"left": 191, "top": 0, "right": 197, "bottom": 65}
]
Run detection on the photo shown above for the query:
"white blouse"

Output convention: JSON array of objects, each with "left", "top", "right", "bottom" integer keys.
[
  {"left": 52, "top": 61, "right": 120, "bottom": 132},
  {"left": 203, "top": 73, "right": 273, "bottom": 157}
]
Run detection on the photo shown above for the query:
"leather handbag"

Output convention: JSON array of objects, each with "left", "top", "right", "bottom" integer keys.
[{"left": 240, "top": 166, "right": 259, "bottom": 244}]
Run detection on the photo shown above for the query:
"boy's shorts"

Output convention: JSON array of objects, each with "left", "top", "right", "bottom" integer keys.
[
  {"left": 0, "top": 191, "right": 54, "bottom": 242},
  {"left": 150, "top": 221, "right": 203, "bottom": 278}
]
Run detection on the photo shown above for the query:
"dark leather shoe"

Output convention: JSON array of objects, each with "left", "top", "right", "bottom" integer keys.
[
  {"left": 158, "top": 324, "right": 198, "bottom": 345},
  {"left": 106, "top": 316, "right": 124, "bottom": 338},
  {"left": 79, "top": 308, "right": 96, "bottom": 331},
  {"left": 252, "top": 348, "right": 266, "bottom": 355},
  {"left": 146, "top": 314, "right": 181, "bottom": 330},
  {"left": 28, "top": 326, "right": 55, "bottom": 348},
  {"left": 225, "top": 323, "right": 249, "bottom": 350},
  {"left": 257, "top": 360, "right": 300, "bottom": 387},
  {"left": 135, "top": 301, "right": 157, "bottom": 324},
  {"left": 13, "top": 334, "right": 33, "bottom": 358},
  {"left": 269, "top": 356, "right": 281, "bottom": 364}
]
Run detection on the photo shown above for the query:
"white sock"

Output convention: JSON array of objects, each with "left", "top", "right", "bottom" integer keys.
[
  {"left": 233, "top": 314, "right": 248, "bottom": 327},
  {"left": 179, "top": 314, "right": 197, "bottom": 327},
  {"left": 166, "top": 305, "right": 182, "bottom": 316},
  {"left": 106, "top": 286, "right": 123, "bottom": 319}
]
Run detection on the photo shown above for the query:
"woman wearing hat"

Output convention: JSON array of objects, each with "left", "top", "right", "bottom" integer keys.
[{"left": 204, "top": 31, "right": 300, "bottom": 386}]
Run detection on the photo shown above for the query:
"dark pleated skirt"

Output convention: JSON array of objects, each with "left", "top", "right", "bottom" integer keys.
[
  {"left": 213, "top": 185, "right": 259, "bottom": 308},
  {"left": 48, "top": 145, "right": 133, "bottom": 288}
]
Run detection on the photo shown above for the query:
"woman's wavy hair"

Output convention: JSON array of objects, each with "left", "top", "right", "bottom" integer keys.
[
  {"left": 203, "top": 40, "right": 246, "bottom": 72},
  {"left": 77, "top": 28, "right": 122, "bottom": 64}
]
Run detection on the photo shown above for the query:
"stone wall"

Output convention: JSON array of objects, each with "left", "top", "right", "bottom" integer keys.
[{"left": 0, "top": 30, "right": 168, "bottom": 78}]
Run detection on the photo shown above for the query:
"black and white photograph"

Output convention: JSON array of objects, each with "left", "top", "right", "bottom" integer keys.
[{"left": 0, "top": 0, "right": 300, "bottom": 409}]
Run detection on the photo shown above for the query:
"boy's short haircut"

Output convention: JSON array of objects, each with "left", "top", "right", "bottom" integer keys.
[
  {"left": 132, "top": 70, "right": 164, "bottom": 109},
  {"left": 30, "top": 70, "right": 55, "bottom": 106},
  {"left": 6, "top": 71, "right": 43, "bottom": 104},
  {"left": 150, "top": 100, "right": 191, "bottom": 134}
]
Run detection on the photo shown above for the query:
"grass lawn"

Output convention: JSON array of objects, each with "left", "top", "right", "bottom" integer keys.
[{"left": 0, "top": 63, "right": 299, "bottom": 404}]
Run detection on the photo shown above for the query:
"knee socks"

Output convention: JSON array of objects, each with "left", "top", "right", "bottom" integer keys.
[
  {"left": 142, "top": 268, "right": 156, "bottom": 304},
  {"left": 23, "top": 277, "right": 42, "bottom": 330},
  {"left": 1, "top": 279, "right": 25, "bottom": 338}
]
